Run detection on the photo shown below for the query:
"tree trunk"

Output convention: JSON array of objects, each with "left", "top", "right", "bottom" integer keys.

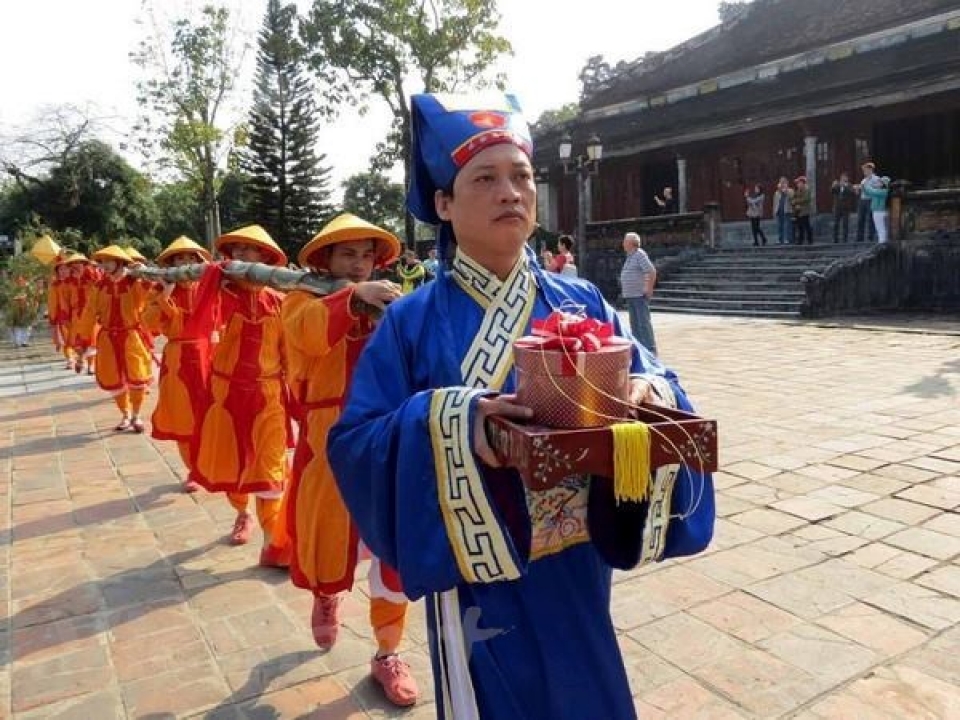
[{"left": 402, "top": 119, "right": 415, "bottom": 249}]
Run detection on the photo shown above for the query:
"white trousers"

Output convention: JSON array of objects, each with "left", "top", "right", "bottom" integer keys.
[
  {"left": 10, "top": 327, "right": 32, "bottom": 346},
  {"left": 872, "top": 211, "right": 889, "bottom": 244}
]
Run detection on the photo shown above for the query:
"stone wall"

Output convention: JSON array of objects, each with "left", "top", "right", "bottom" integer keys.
[{"left": 802, "top": 186, "right": 960, "bottom": 316}]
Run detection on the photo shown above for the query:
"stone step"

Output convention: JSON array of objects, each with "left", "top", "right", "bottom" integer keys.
[
  {"left": 667, "top": 269, "right": 810, "bottom": 281},
  {"left": 712, "top": 242, "right": 868, "bottom": 254},
  {"left": 655, "top": 288, "right": 805, "bottom": 300},
  {"left": 650, "top": 295, "right": 803, "bottom": 312},
  {"left": 651, "top": 305, "right": 800, "bottom": 318},
  {"left": 658, "top": 279, "right": 802, "bottom": 292},
  {"left": 642, "top": 243, "right": 867, "bottom": 318},
  {"left": 693, "top": 258, "right": 845, "bottom": 269}
]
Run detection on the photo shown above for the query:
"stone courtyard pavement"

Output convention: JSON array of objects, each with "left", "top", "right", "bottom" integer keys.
[{"left": 2, "top": 313, "right": 960, "bottom": 719}]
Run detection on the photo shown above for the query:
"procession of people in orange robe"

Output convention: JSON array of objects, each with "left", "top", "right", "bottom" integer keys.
[{"left": 37, "top": 216, "right": 421, "bottom": 707}]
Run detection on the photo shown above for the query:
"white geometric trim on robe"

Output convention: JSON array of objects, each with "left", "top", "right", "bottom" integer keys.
[
  {"left": 435, "top": 588, "right": 480, "bottom": 720},
  {"left": 453, "top": 249, "right": 535, "bottom": 391},
  {"left": 429, "top": 387, "right": 522, "bottom": 583},
  {"left": 632, "top": 372, "right": 679, "bottom": 566},
  {"left": 637, "top": 464, "right": 678, "bottom": 566},
  {"left": 429, "top": 250, "right": 538, "bottom": 719}
]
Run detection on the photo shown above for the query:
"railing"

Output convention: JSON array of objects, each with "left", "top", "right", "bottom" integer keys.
[
  {"left": 896, "top": 184, "right": 960, "bottom": 239},
  {"left": 802, "top": 186, "right": 960, "bottom": 316}
]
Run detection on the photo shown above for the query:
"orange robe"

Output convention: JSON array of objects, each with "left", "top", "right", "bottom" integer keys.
[
  {"left": 143, "top": 283, "right": 215, "bottom": 452},
  {"left": 76, "top": 276, "right": 155, "bottom": 392},
  {"left": 193, "top": 266, "right": 289, "bottom": 495},
  {"left": 48, "top": 277, "right": 75, "bottom": 356},
  {"left": 282, "top": 288, "right": 403, "bottom": 596},
  {"left": 70, "top": 268, "right": 102, "bottom": 353}
]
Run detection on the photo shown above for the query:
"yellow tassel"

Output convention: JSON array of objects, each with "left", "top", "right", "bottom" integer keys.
[{"left": 611, "top": 422, "right": 651, "bottom": 504}]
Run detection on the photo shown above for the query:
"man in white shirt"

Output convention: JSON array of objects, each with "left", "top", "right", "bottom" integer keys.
[{"left": 620, "top": 232, "right": 657, "bottom": 354}]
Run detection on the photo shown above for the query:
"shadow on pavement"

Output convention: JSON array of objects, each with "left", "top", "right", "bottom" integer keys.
[
  {"left": 7, "top": 487, "right": 176, "bottom": 544},
  {"left": 902, "top": 357, "right": 960, "bottom": 399},
  {"left": 4, "top": 540, "right": 290, "bottom": 664},
  {"left": 0, "top": 398, "right": 99, "bottom": 424},
  {"left": 4, "top": 430, "right": 100, "bottom": 458}
]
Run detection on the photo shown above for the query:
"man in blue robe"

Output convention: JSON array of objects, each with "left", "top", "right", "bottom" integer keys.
[{"left": 328, "top": 92, "right": 715, "bottom": 720}]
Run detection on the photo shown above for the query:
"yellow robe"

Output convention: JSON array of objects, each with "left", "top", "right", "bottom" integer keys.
[
  {"left": 282, "top": 288, "right": 402, "bottom": 596},
  {"left": 193, "top": 272, "right": 288, "bottom": 495},
  {"left": 76, "top": 276, "right": 155, "bottom": 392},
  {"left": 143, "top": 283, "right": 214, "bottom": 444}
]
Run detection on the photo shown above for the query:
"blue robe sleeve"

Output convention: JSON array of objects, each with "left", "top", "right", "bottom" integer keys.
[{"left": 328, "top": 308, "right": 528, "bottom": 601}]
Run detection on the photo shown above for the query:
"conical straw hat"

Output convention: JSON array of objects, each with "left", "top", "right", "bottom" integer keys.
[
  {"left": 298, "top": 213, "right": 401, "bottom": 270},
  {"left": 124, "top": 246, "right": 149, "bottom": 263},
  {"left": 30, "top": 235, "right": 62, "bottom": 265},
  {"left": 92, "top": 245, "right": 133, "bottom": 264},
  {"left": 156, "top": 235, "right": 212, "bottom": 266},
  {"left": 215, "top": 225, "right": 287, "bottom": 267}
]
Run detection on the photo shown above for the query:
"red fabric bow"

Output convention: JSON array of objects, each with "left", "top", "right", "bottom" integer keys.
[{"left": 527, "top": 311, "right": 618, "bottom": 352}]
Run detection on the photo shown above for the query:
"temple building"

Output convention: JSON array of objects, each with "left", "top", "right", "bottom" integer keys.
[{"left": 533, "top": 0, "right": 960, "bottom": 232}]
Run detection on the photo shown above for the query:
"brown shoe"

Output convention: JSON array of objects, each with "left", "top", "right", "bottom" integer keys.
[
  {"left": 311, "top": 594, "right": 341, "bottom": 649},
  {"left": 371, "top": 654, "right": 419, "bottom": 707}
]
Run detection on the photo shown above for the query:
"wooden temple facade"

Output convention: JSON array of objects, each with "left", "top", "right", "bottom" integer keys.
[{"left": 533, "top": 0, "right": 960, "bottom": 233}]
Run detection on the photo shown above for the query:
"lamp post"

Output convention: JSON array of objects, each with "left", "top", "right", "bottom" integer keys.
[{"left": 558, "top": 132, "right": 602, "bottom": 278}]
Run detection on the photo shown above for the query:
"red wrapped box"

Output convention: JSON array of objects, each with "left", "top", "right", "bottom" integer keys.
[
  {"left": 487, "top": 403, "right": 718, "bottom": 492},
  {"left": 513, "top": 311, "right": 632, "bottom": 428}
]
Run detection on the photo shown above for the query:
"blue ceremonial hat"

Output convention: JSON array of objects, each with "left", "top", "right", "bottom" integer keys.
[{"left": 407, "top": 93, "right": 533, "bottom": 257}]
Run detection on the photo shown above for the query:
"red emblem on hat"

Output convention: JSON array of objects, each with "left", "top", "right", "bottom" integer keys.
[{"left": 469, "top": 111, "right": 507, "bottom": 129}]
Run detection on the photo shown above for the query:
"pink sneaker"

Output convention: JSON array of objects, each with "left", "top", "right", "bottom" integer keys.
[
  {"left": 311, "top": 594, "right": 341, "bottom": 649},
  {"left": 114, "top": 417, "right": 132, "bottom": 432},
  {"left": 182, "top": 479, "right": 202, "bottom": 493},
  {"left": 371, "top": 654, "right": 419, "bottom": 707},
  {"left": 131, "top": 418, "right": 145, "bottom": 434},
  {"left": 230, "top": 512, "right": 254, "bottom": 545}
]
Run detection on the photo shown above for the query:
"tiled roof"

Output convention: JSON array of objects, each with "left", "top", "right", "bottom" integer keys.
[
  {"left": 533, "top": 29, "right": 960, "bottom": 164},
  {"left": 583, "top": 0, "right": 960, "bottom": 110}
]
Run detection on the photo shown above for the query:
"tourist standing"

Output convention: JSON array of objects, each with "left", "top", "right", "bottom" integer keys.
[
  {"left": 620, "top": 231, "right": 658, "bottom": 354},
  {"left": 744, "top": 184, "right": 767, "bottom": 246}
]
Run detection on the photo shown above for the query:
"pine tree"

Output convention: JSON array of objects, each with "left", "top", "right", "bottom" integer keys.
[{"left": 244, "top": 0, "right": 333, "bottom": 258}]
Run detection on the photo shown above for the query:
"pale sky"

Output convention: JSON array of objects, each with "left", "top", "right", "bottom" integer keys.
[{"left": 0, "top": 0, "right": 722, "bottom": 196}]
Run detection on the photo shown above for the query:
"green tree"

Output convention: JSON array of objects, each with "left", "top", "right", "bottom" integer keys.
[
  {"left": 131, "top": 3, "right": 246, "bottom": 247},
  {"left": 300, "top": 0, "right": 512, "bottom": 244},
  {"left": 341, "top": 171, "right": 405, "bottom": 237},
  {"left": 153, "top": 179, "right": 205, "bottom": 244},
  {"left": 218, "top": 169, "right": 254, "bottom": 237},
  {"left": 532, "top": 103, "right": 580, "bottom": 132},
  {"left": 244, "top": 0, "right": 333, "bottom": 258},
  {"left": 1, "top": 140, "right": 158, "bottom": 250}
]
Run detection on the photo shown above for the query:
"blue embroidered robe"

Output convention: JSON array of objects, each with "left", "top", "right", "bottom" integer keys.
[{"left": 328, "top": 258, "right": 714, "bottom": 720}]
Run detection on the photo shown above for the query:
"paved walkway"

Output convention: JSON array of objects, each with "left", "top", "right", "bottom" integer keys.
[{"left": 2, "top": 313, "right": 960, "bottom": 719}]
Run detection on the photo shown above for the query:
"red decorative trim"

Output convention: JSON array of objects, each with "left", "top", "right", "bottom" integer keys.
[{"left": 451, "top": 130, "right": 532, "bottom": 168}]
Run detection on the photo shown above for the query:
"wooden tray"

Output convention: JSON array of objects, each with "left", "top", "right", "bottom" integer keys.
[{"left": 487, "top": 403, "right": 718, "bottom": 491}]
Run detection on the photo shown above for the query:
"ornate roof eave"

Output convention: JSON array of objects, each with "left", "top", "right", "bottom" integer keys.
[
  {"left": 532, "top": 11, "right": 960, "bottom": 168},
  {"left": 582, "top": 8, "right": 960, "bottom": 124}
]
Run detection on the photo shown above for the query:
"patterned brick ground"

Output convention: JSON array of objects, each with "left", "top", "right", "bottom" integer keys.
[{"left": 2, "top": 313, "right": 960, "bottom": 718}]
